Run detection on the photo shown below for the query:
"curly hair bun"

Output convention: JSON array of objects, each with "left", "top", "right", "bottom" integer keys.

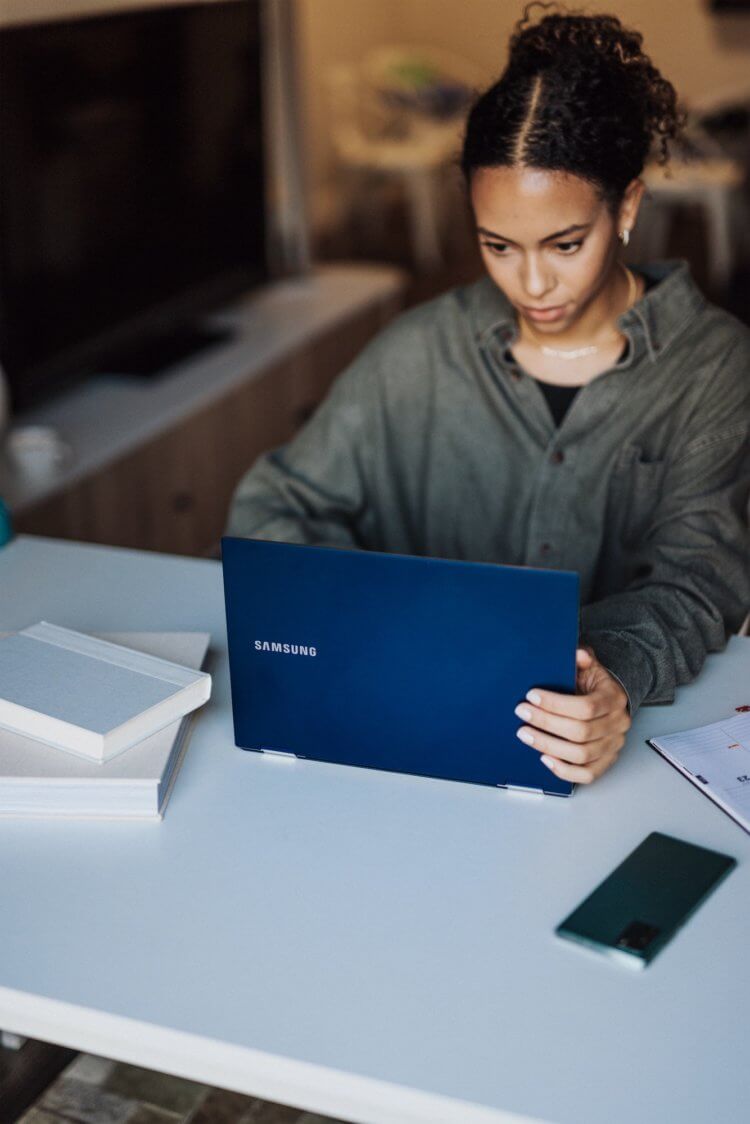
[
  {"left": 506, "top": 2, "right": 686, "bottom": 166},
  {"left": 460, "top": 2, "right": 686, "bottom": 208},
  {"left": 508, "top": 4, "right": 648, "bottom": 71}
]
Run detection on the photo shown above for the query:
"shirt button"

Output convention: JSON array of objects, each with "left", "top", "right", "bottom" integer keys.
[
  {"left": 540, "top": 543, "right": 551, "bottom": 555},
  {"left": 550, "top": 450, "right": 565, "bottom": 464}
]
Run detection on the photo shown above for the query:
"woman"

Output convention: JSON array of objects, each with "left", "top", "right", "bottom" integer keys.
[{"left": 227, "top": 4, "right": 750, "bottom": 785}]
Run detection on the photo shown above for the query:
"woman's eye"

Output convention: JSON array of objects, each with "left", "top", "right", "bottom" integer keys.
[{"left": 480, "top": 240, "right": 583, "bottom": 255}]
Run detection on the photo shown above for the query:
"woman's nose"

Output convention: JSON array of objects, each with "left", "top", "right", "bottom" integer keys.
[{"left": 521, "top": 257, "right": 555, "bottom": 299}]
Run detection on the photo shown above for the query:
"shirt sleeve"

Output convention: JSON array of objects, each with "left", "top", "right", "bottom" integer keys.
[
  {"left": 580, "top": 340, "right": 750, "bottom": 713},
  {"left": 225, "top": 335, "right": 382, "bottom": 549}
]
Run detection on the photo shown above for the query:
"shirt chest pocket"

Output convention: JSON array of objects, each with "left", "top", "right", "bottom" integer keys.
[{"left": 609, "top": 442, "right": 669, "bottom": 547}]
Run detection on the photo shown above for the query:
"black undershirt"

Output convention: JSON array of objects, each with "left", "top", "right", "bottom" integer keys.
[{"left": 532, "top": 272, "right": 656, "bottom": 428}]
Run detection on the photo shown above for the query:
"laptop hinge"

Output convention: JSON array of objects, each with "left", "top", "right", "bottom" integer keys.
[
  {"left": 259, "top": 747, "right": 297, "bottom": 758},
  {"left": 504, "top": 783, "right": 544, "bottom": 797}
]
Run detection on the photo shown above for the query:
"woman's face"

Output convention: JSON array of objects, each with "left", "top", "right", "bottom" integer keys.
[{"left": 470, "top": 165, "right": 624, "bottom": 332}]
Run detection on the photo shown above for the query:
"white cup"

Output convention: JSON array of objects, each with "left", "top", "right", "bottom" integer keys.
[{"left": 5, "top": 426, "right": 73, "bottom": 480}]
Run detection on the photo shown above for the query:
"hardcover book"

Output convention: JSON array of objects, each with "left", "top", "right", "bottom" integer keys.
[{"left": 0, "top": 622, "right": 211, "bottom": 762}]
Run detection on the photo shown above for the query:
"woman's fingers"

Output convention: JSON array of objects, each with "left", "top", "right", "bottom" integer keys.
[
  {"left": 516, "top": 724, "right": 624, "bottom": 767},
  {"left": 517, "top": 649, "right": 631, "bottom": 785},
  {"left": 523, "top": 684, "right": 614, "bottom": 721},
  {"left": 514, "top": 700, "right": 629, "bottom": 743},
  {"left": 538, "top": 749, "right": 619, "bottom": 785}
]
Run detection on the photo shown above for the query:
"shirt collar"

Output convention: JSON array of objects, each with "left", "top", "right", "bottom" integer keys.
[{"left": 469, "top": 257, "right": 706, "bottom": 364}]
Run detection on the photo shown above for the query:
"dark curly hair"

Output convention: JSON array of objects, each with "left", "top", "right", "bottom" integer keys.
[{"left": 460, "top": 2, "right": 687, "bottom": 215}]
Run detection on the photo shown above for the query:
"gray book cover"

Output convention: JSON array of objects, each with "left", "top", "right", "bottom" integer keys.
[{"left": 0, "top": 622, "right": 211, "bottom": 759}]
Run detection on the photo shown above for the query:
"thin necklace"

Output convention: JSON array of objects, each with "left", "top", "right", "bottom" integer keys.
[{"left": 526, "top": 264, "right": 638, "bottom": 360}]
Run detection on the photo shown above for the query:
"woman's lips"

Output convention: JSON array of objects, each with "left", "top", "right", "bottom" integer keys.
[{"left": 521, "top": 303, "right": 568, "bottom": 322}]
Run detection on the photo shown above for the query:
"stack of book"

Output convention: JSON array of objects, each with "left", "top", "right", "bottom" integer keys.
[{"left": 0, "top": 623, "right": 212, "bottom": 820}]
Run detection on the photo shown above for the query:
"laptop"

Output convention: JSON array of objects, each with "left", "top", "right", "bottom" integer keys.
[{"left": 221, "top": 537, "right": 579, "bottom": 796}]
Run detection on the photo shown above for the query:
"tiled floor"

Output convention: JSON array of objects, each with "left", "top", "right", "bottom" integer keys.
[{"left": 18, "top": 1053, "right": 346, "bottom": 1124}]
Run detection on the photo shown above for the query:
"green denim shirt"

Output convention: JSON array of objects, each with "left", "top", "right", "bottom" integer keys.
[{"left": 227, "top": 258, "right": 750, "bottom": 713}]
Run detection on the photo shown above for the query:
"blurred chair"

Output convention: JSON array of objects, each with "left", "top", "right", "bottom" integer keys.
[
  {"left": 638, "top": 157, "right": 748, "bottom": 295},
  {"left": 629, "top": 91, "right": 750, "bottom": 296},
  {"left": 324, "top": 47, "right": 479, "bottom": 271}
]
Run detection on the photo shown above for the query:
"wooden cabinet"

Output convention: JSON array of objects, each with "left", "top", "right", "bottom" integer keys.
[{"left": 11, "top": 281, "right": 403, "bottom": 557}]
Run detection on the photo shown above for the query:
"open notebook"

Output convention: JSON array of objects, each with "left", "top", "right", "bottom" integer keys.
[{"left": 648, "top": 711, "right": 750, "bottom": 835}]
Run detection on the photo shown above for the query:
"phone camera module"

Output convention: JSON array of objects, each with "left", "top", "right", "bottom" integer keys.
[{"left": 615, "top": 920, "right": 660, "bottom": 951}]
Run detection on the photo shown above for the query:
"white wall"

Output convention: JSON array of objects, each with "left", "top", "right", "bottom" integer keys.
[{"left": 295, "top": 0, "right": 404, "bottom": 230}]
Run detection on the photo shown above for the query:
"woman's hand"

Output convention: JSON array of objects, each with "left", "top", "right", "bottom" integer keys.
[{"left": 514, "top": 647, "right": 631, "bottom": 784}]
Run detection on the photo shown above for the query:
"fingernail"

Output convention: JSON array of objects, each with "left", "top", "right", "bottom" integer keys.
[
  {"left": 514, "top": 704, "right": 532, "bottom": 721},
  {"left": 516, "top": 727, "right": 535, "bottom": 745},
  {"left": 540, "top": 755, "right": 555, "bottom": 769},
  {"left": 526, "top": 690, "right": 541, "bottom": 705}
]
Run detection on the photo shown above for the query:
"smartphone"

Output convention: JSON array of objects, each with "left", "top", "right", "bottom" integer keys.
[{"left": 555, "top": 831, "right": 736, "bottom": 969}]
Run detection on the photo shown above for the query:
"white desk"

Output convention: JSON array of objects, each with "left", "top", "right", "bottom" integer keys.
[{"left": 1, "top": 535, "right": 748, "bottom": 1124}]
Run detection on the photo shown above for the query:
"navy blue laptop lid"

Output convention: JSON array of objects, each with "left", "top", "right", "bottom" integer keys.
[{"left": 221, "top": 537, "right": 579, "bottom": 796}]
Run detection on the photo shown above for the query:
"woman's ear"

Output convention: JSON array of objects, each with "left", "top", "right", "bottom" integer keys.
[{"left": 618, "top": 177, "right": 646, "bottom": 235}]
